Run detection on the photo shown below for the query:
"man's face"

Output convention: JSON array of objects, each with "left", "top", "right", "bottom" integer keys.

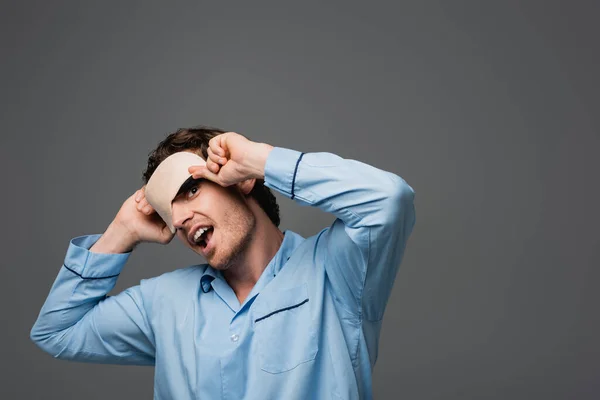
[{"left": 171, "top": 178, "right": 256, "bottom": 270}]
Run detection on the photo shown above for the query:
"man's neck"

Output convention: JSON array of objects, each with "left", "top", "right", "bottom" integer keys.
[{"left": 223, "top": 210, "right": 284, "bottom": 304}]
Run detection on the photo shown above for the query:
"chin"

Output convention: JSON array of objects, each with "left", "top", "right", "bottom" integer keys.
[
  {"left": 211, "top": 252, "right": 237, "bottom": 270},
  {"left": 209, "top": 248, "right": 245, "bottom": 271},
  {"left": 208, "top": 262, "right": 231, "bottom": 271}
]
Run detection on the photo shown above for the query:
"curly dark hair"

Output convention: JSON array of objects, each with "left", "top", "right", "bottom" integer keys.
[{"left": 142, "top": 125, "right": 281, "bottom": 227}]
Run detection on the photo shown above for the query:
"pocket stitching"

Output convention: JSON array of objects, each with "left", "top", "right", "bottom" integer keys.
[
  {"left": 255, "top": 298, "right": 309, "bottom": 323},
  {"left": 254, "top": 284, "right": 317, "bottom": 374}
]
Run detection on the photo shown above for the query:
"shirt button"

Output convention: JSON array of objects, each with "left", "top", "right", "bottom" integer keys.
[{"left": 230, "top": 334, "right": 239, "bottom": 343}]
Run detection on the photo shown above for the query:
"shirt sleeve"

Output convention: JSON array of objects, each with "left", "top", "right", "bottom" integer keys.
[
  {"left": 264, "top": 147, "right": 416, "bottom": 321},
  {"left": 30, "top": 234, "right": 156, "bottom": 365}
]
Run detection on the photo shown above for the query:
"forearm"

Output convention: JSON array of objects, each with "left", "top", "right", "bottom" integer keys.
[
  {"left": 264, "top": 147, "right": 415, "bottom": 235},
  {"left": 240, "top": 142, "right": 274, "bottom": 180},
  {"left": 90, "top": 220, "right": 138, "bottom": 254},
  {"left": 30, "top": 235, "right": 129, "bottom": 357}
]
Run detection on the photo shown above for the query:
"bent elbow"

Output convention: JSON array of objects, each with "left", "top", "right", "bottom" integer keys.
[
  {"left": 388, "top": 175, "right": 415, "bottom": 210},
  {"left": 30, "top": 321, "right": 43, "bottom": 347},
  {"left": 379, "top": 175, "right": 416, "bottom": 233},
  {"left": 30, "top": 322, "right": 64, "bottom": 358},
  {"left": 396, "top": 178, "right": 415, "bottom": 205},
  {"left": 30, "top": 323, "right": 51, "bottom": 355}
]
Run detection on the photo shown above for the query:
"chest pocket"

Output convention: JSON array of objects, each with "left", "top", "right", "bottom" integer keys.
[{"left": 253, "top": 283, "right": 318, "bottom": 374}]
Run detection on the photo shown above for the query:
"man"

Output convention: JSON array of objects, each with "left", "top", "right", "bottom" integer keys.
[{"left": 31, "top": 126, "right": 416, "bottom": 399}]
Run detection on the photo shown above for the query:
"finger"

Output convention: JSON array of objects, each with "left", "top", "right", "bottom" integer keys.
[
  {"left": 221, "top": 132, "right": 237, "bottom": 157},
  {"left": 137, "top": 198, "right": 153, "bottom": 214},
  {"left": 136, "top": 197, "right": 146, "bottom": 211},
  {"left": 206, "top": 158, "right": 220, "bottom": 173},
  {"left": 209, "top": 135, "right": 224, "bottom": 157},
  {"left": 189, "top": 165, "right": 221, "bottom": 185},
  {"left": 207, "top": 147, "right": 223, "bottom": 165},
  {"left": 188, "top": 163, "right": 206, "bottom": 173},
  {"left": 135, "top": 185, "right": 147, "bottom": 202},
  {"left": 142, "top": 204, "right": 154, "bottom": 215}
]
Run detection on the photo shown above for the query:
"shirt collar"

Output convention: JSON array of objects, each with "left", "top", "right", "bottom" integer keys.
[
  {"left": 199, "top": 230, "right": 305, "bottom": 294},
  {"left": 271, "top": 229, "right": 305, "bottom": 275}
]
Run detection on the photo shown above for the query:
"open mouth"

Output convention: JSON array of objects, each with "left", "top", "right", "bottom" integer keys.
[{"left": 193, "top": 226, "right": 214, "bottom": 249}]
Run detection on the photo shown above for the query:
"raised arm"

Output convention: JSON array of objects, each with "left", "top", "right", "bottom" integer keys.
[
  {"left": 31, "top": 189, "right": 173, "bottom": 363},
  {"left": 189, "top": 132, "right": 416, "bottom": 321},
  {"left": 264, "top": 148, "right": 415, "bottom": 320},
  {"left": 30, "top": 235, "right": 156, "bottom": 364}
]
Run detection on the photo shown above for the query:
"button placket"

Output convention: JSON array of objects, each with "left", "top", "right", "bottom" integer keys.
[{"left": 229, "top": 313, "right": 244, "bottom": 345}]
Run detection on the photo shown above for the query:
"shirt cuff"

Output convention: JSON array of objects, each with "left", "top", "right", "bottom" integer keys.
[
  {"left": 64, "top": 234, "right": 131, "bottom": 279},
  {"left": 264, "top": 147, "right": 304, "bottom": 199}
]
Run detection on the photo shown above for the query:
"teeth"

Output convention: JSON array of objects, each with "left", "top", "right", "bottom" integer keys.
[
  {"left": 193, "top": 227, "right": 211, "bottom": 242},
  {"left": 193, "top": 228, "right": 206, "bottom": 242}
]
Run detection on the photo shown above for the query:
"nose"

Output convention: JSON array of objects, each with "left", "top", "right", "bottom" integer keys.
[{"left": 171, "top": 202, "right": 193, "bottom": 229}]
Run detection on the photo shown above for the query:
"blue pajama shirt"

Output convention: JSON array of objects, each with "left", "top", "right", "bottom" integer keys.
[{"left": 31, "top": 147, "right": 416, "bottom": 399}]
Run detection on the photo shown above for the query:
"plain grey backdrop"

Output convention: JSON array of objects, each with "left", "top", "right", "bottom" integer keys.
[{"left": 1, "top": 1, "right": 598, "bottom": 399}]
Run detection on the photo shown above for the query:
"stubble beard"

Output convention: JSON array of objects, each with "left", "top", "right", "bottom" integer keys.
[{"left": 208, "top": 205, "right": 256, "bottom": 271}]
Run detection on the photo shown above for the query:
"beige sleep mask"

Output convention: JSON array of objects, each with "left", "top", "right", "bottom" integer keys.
[{"left": 144, "top": 151, "right": 207, "bottom": 234}]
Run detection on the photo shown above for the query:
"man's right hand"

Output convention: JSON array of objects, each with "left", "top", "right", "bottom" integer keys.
[{"left": 90, "top": 187, "right": 175, "bottom": 254}]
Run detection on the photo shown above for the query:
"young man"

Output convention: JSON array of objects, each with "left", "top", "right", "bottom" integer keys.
[{"left": 31, "top": 126, "right": 416, "bottom": 399}]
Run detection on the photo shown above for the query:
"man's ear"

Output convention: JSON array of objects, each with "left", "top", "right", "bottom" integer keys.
[{"left": 236, "top": 178, "right": 256, "bottom": 196}]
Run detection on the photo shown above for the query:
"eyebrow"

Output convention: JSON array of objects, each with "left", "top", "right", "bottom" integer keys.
[{"left": 175, "top": 176, "right": 203, "bottom": 198}]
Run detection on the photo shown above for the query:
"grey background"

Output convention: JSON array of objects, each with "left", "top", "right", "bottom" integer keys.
[{"left": 1, "top": 1, "right": 598, "bottom": 399}]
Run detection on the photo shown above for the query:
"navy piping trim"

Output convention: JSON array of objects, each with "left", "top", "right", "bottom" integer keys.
[
  {"left": 290, "top": 152, "right": 305, "bottom": 200},
  {"left": 200, "top": 275, "right": 215, "bottom": 293},
  {"left": 63, "top": 264, "right": 120, "bottom": 280},
  {"left": 255, "top": 299, "right": 309, "bottom": 323}
]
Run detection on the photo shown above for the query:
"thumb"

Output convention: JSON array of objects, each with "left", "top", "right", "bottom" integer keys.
[
  {"left": 188, "top": 165, "right": 220, "bottom": 184},
  {"left": 160, "top": 224, "right": 175, "bottom": 243}
]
